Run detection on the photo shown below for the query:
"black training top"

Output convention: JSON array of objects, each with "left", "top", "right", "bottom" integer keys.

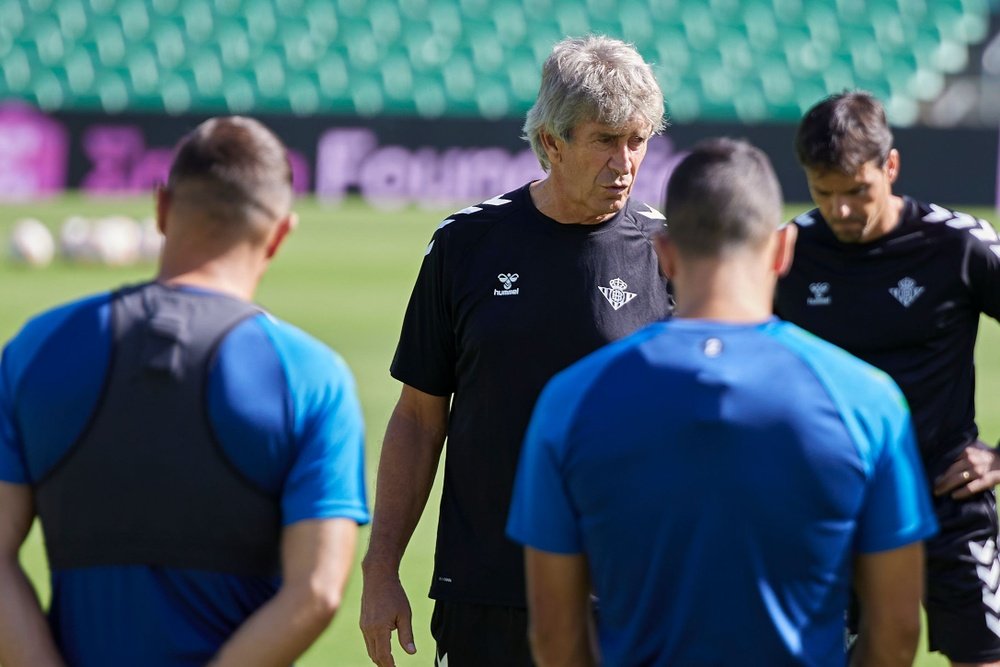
[
  {"left": 391, "top": 183, "right": 674, "bottom": 607},
  {"left": 776, "top": 197, "right": 1000, "bottom": 477}
]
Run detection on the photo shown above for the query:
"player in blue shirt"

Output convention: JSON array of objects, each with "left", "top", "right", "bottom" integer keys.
[
  {"left": 0, "top": 117, "right": 369, "bottom": 667},
  {"left": 507, "top": 138, "right": 938, "bottom": 666}
]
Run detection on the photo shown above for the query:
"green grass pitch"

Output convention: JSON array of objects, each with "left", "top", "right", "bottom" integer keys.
[{"left": 0, "top": 195, "right": 997, "bottom": 666}]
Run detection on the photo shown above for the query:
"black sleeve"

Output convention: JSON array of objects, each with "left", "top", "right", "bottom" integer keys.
[
  {"left": 965, "top": 215, "right": 1000, "bottom": 321},
  {"left": 389, "top": 226, "right": 456, "bottom": 397}
]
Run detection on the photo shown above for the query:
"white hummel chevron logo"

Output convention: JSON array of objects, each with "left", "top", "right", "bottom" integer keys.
[
  {"left": 992, "top": 247, "right": 1000, "bottom": 259},
  {"left": 973, "top": 539, "right": 997, "bottom": 566},
  {"left": 436, "top": 651, "right": 449, "bottom": 667},
  {"left": 638, "top": 204, "right": 666, "bottom": 220},
  {"left": 599, "top": 278, "right": 637, "bottom": 310},
  {"left": 971, "top": 218, "right": 999, "bottom": 243},
  {"left": 889, "top": 277, "right": 924, "bottom": 308},
  {"left": 794, "top": 212, "right": 815, "bottom": 227},
  {"left": 979, "top": 561, "right": 1000, "bottom": 591},
  {"left": 971, "top": 540, "right": 1000, "bottom": 638},
  {"left": 481, "top": 195, "right": 512, "bottom": 206},
  {"left": 424, "top": 239, "right": 435, "bottom": 256},
  {"left": 924, "top": 204, "right": 955, "bottom": 223},
  {"left": 455, "top": 205, "right": 482, "bottom": 215},
  {"left": 425, "top": 219, "right": 454, "bottom": 255},
  {"left": 944, "top": 211, "right": 978, "bottom": 229}
]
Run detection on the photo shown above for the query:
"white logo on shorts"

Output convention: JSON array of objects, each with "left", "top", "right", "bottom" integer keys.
[{"left": 970, "top": 539, "right": 1000, "bottom": 638}]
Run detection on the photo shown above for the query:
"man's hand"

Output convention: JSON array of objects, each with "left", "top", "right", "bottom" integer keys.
[
  {"left": 934, "top": 440, "right": 1000, "bottom": 500},
  {"left": 359, "top": 563, "right": 416, "bottom": 667}
]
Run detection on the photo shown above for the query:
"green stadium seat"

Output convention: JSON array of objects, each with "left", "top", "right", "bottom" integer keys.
[
  {"left": 369, "top": 0, "right": 403, "bottom": 44},
  {"left": 190, "top": 47, "right": 224, "bottom": 96},
  {"left": 429, "top": 0, "right": 463, "bottom": 40},
  {"left": 492, "top": 1, "right": 527, "bottom": 48},
  {"left": 345, "top": 22, "right": 382, "bottom": 71},
  {"left": 287, "top": 73, "right": 320, "bottom": 114},
  {"left": 555, "top": 2, "right": 591, "bottom": 40},
  {"left": 507, "top": 52, "right": 540, "bottom": 103},
  {"left": 181, "top": 0, "right": 215, "bottom": 43},
  {"left": 244, "top": 0, "right": 277, "bottom": 43},
  {"left": 619, "top": 1, "right": 655, "bottom": 48},
  {"left": 2, "top": 46, "right": 32, "bottom": 93},
  {"left": 521, "top": 0, "right": 554, "bottom": 24},
  {"left": 742, "top": 2, "right": 779, "bottom": 51},
  {"left": 159, "top": 71, "right": 193, "bottom": 113},
  {"left": 212, "top": 0, "right": 243, "bottom": 17},
  {"left": 91, "top": 18, "right": 126, "bottom": 66},
  {"left": 412, "top": 71, "right": 448, "bottom": 116},
  {"left": 475, "top": 73, "right": 510, "bottom": 119},
  {"left": 349, "top": 71, "right": 384, "bottom": 115},
  {"left": 732, "top": 80, "right": 771, "bottom": 121},
  {"left": 336, "top": 0, "right": 369, "bottom": 19},
  {"left": 54, "top": 0, "right": 88, "bottom": 41},
  {"left": 152, "top": 18, "right": 187, "bottom": 69},
  {"left": 381, "top": 51, "right": 414, "bottom": 100},
  {"left": 647, "top": 0, "right": 681, "bottom": 22},
  {"left": 125, "top": 43, "right": 160, "bottom": 95},
  {"left": 119, "top": 0, "right": 150, "bottom": 41},
  {"left": 803, "top": 4, "right": 841, "bottom": 50},
  {"left": 399, "top": 0, "right": 431, "bottom": 21},
  {"left": 29, "top": 17, "right": 68, "bottom": 66},
  {"left": 304, "top": 0, "right": 339, "bottom": 42},
  {"left": 442, "top": 49, "right": 476, "bottom": 102},
  {"left": 282, "top": 19, "right": 324, "bottom": 69},
  {"left": 222, "top": 72, "right": 255, "bottom": 111},
  {"left": 771, "top": 0, "right": 804, "bottom": 24},
  {"left": 63, "top": 44, "right": 96, "bottom": 94},
  {"left": 253, "top": 47, "right": 286, "bottom": 98},
  {"left": 652, "top": 27, "right": 692, "bottom": 77},
  {"left": 680, "top": 4, "right": 717, "bottom": 51},
  {"left": 459, "top": 0, "right": 494, "bottom": 19},
  {"left": 216, "top": 18, "right": 252, "bottom": 69},
  {"left": 151, "top": 0, "right": 180, "bottom": 16},
  {"left": 316, "top": 48, "right": 349, "bottom": 96},
  {"left": 468, "top": 25, "right": 507, "bottom": 73},
  {"left": 96, "top": 69, "right": 130, "bottom": 111},
  {"left": 31, "top": 69, "right": 66, "bottom": 109}
]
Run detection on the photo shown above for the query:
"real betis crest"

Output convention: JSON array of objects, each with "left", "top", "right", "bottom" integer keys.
[{"left": 599, "top": 277, "right": 637, "bottom": 311}]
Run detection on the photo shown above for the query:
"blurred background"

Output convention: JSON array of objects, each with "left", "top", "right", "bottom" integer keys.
[{"left": 2, "top": 1, "right": 1000, "bottom": 665}]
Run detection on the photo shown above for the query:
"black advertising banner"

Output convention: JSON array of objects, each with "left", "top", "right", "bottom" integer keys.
[{"left": 1, "top": 102, "right": 997, "bottom": 209}]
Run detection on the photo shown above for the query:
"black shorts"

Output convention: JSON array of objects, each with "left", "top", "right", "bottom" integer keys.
[
  {"left": 924, "top": 489, "right": 1000, "bottom": 663},
  {"left": 430, "top": 600, "right": 534, "bottom": 667}
]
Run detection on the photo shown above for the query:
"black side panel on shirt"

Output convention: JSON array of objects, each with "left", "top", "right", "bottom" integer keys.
[
  {"left": 35, "top": 282, "right": 283, "bottom": 576},
  {"left": 391, "top": 184, "right": 674, "bottom": 606},
  {"left": 776, "top": 197, "right": 1000, "bottom": 475}
]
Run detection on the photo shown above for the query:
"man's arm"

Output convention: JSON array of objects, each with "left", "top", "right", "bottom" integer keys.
[
  {"left": 207, "top": 517, "right": 357, "bottom": 666},
  {"left": 524, "top": 547, "right": 596, "bottom": 667},
  {"left": 0, "top": 482, "right": 65, "bottom": 667},
  {"left": 849, "top": 542, "right": 924, "bottom": 667},
  {"left": 360, "top": 384, "right": 449, "bottom": 667}
]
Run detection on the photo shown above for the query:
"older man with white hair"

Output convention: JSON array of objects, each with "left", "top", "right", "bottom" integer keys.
[{"left": 360, "top": 35, "right": 674, "bottom": 667}]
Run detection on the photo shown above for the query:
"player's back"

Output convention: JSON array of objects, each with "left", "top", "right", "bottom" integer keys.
[
  {"left": 514, "top": 318, "right": 934, "bottom": 666},
  {"left": 0, "top": 282, "right": 368, "bottom": 666}
]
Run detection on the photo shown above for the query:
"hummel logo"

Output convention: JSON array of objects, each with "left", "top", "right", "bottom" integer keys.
[
  {"left": 889, "top": 277, "right": 924, "bottom": 308},
  {"left": 807, "top": 282, "right": 831, "bottom": 306},
  {"left": 972, "top": 539, "right": 997, "bottom": 567},
  {"left": 495, "top": 273, "right": 519, "bottom": 296},
  {"left": 599, "top": 278, "right": 637, "bottom": 310}
]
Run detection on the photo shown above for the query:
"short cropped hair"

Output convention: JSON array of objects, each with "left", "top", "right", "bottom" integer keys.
[
  {"left": 523, "top": 35, "right": 665, "bottom": 171},
  {"left": 664, "top": 138, "right": 783, "bottom": 257},
  {"left": 166, "top": 116, "right": 293, "bottom": 241},
  {"left": 795, "top": 91, "right": 893, "bottom": 174}
]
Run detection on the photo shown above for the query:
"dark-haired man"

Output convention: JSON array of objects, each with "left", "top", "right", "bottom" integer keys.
[
  {"left": 509, "top": 138, "right": 936, "bottom": 666},
  {"left": 777, "top": 91, "right": 1000, "bottom": 667},
  {"left": 0, "top": 117, "right": 369, "bottom": 666}
]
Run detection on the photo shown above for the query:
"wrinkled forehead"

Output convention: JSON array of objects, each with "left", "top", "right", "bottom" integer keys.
[{"left": 572, "top": 114, "right": 654, "bottom": 139}]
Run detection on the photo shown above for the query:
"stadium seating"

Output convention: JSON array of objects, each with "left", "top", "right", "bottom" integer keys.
[{"left": 0, "top": 0, "right": 995, "bottom": 123}]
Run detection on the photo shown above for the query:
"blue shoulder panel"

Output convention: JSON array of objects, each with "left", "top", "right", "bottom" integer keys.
[
  {"left": 0, "top": 293, "right": 112, "bottom": 483},
  {"left": 209, "top": 314, "right": 369, "bottom": 526}
]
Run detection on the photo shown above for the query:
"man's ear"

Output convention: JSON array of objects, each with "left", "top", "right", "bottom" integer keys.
[
  {"left": 654, "top": 232, "right": 677, "bottom": 279},
  {"left": 265, "top": 212, "right": 297, "bottom": 260},
  {"left": 155, "top": 186, "right": 170, "bottom": 235},
  {"left": 885, "top": 149, "right": 900, "bottom": 184},
  {"left": 539, "top": 130, "right": 562, "bottom": 166},
  {"left": 773, "top": 223, "right": 798, "bottom": 277}
]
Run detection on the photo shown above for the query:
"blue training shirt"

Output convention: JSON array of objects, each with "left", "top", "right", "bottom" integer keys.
[
  {"left": 507, "top": 317, "right": 937, "bottom": 667},
  {"left": 0, "top": 286, "right": 369, "bottom": 667}
]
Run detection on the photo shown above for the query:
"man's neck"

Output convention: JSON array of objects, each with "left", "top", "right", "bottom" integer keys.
[{"left": 671, "top": 261, "right": 775, "bottom": 324}]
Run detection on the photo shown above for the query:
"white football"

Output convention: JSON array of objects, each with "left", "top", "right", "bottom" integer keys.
[
  {"left": 9, "top": 218, "right": 55, "bottom": 267},
  {"left": 59, "top": 216, "right": 95, "bottom": 262},
  {"left": 92, "top": 216, "right": 141, "bottom": 266}
]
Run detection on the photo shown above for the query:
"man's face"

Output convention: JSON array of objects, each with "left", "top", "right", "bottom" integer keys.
[
  {"left": 804, "top": 152, "right": 898, "bottom": 244},
  {"left": 548, "top": 117, "right": 652, "bottom": 223}
]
